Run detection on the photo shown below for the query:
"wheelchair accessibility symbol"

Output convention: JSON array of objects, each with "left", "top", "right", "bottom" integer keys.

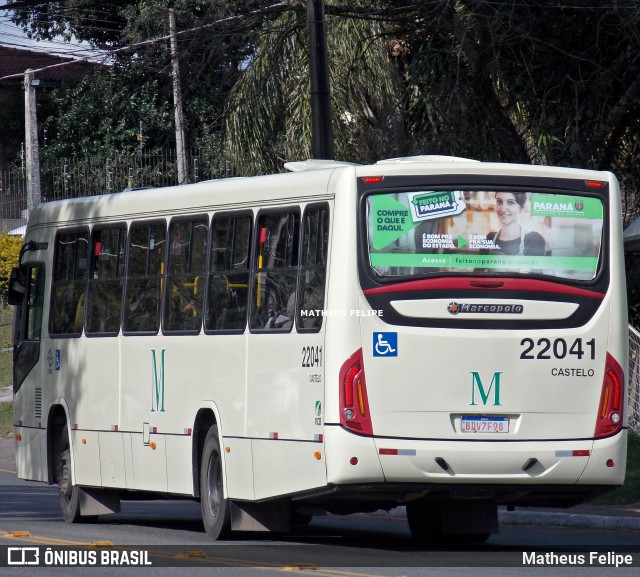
[{"left": 373, "top": 332, "right": 397, "bottom": 357}]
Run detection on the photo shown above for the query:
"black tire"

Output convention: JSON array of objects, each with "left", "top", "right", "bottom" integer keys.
[
  {"left": 406, "top": 500, "right": 440, "bottom": 543},
  {"left": 407, "top": 501, "right": 490, "bottom": 545},
  {"left": 57, "top": 427, "right": 97, "bottom": 523},
  {"left": 291, "top": 510, "right": 313, "bottom": 526},
  {"left": 200, "top": 427, "right": 232, "bottom": 539}
]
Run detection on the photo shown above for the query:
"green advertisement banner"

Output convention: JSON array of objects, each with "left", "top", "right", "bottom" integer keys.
[
  {"left": 367, "top": 189, "right": 604, "bottom": 281},
  {"left": 369, "top": 252, "right": 599, "bottom": 271}
]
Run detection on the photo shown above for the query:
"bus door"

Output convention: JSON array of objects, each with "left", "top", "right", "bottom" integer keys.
[
  {"left": 11, "top": 259, "right": 47, "bottom": 481},
  {"left": 246, "top": 206, "right": 329, "bottom": 500}
]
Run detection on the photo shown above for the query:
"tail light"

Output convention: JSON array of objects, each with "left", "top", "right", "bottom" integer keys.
[
  {"left": 339, "top": 348, "right": 373, "bottom": 436},
  {"left": 594, "top": 353, "right": 624, "bottom": 438}
]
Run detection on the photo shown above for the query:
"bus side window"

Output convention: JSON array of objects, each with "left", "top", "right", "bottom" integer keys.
[
  {"left": 206, "top": 214, "right": 251, "bottom": 332},
  {"left": 250, "top": 210, "right": 300, "bottom": 332},
  {"left": 50, "top": 230, "right": 89, "bottom": 336},
  {"left": 164, "top": 216, "right": 208, "bottom": 333},
  {"left": 14, "top": 265, "right": 46, "bottom": 391},
  {"left": 123, "top": 221, "right": 166, "bottom": 334},
  {"left": 297, "top": 205, "right": 329, "bottom": 332},
  {"left": 86, "top": 225, "right": 126, "bottom": 335}
]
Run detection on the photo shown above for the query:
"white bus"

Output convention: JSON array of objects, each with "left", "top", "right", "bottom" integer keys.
[{"left": 10, "top": 156, "right": 628, "bottom": 543}]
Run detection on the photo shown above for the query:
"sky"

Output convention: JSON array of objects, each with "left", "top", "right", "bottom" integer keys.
[{"left": 0, "top": 10, "right": 100, "bottom": 61}]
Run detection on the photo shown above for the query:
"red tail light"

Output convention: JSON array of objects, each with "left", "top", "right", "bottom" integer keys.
[
  {"left": 361, "top": 176, "right": 384, "bottom": 184},
  {"left": 595, "top": 353, "right": 624, "bottom": 438},
  {"left": 339, "top": 348, "right": 373, "bottom": 436}
]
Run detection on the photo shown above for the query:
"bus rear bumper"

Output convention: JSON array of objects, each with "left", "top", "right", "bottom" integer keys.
[{"left": 324, "top": 425, "right": 626, "bottom": 487}]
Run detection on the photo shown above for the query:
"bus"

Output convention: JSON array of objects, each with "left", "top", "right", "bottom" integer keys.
[{"left": 9, "top": 156, "right": 628, "bottom": 543}]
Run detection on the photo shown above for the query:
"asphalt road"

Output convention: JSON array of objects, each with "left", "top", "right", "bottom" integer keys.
[
  {"left": 1, "top": 435, "right": 639, "bottom": 577},
  {"left": 0, "top": 457, "right": 639, "bottom": 576}
]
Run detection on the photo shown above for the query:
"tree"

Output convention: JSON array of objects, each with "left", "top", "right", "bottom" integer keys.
[
  {"left": 0, "top": 230, "right": 23, "bottom": 305},
  {"left": 10, "top": 0, "right": 640, "bottom": 223},
  {"left": 224, "top": 1, "right": 403, "bottom": 175},
  {"left": 17, "top": 1, "right": 279, "bottom": 164},
  {"left": 9, "top": 0, "right": 132, "bottom": 47}
]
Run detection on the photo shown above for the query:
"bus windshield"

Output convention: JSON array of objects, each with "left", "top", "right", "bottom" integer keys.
[{"left": 366, "top": 189, "right": 604, "bottom": 281}]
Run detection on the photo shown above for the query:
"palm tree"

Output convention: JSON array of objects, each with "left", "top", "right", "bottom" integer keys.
[{"left": 223, "top": 2, "right": 403, "bottom": 176}]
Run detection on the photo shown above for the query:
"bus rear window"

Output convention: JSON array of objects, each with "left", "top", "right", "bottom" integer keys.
[{"left": 366, "top": 189, "right": 604, "bottom": 281}]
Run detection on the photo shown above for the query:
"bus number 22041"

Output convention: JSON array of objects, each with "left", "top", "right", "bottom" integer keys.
[
  {"left": 520, "top": 337, "right": 595, "bottom": 360},
  {"left": 302, "top": 346, "right": 323, "bottom": 368}
]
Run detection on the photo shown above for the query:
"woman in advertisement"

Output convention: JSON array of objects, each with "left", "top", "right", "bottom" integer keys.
[{"left": 487, "top": 192, "right": 546, "bottom": 256}]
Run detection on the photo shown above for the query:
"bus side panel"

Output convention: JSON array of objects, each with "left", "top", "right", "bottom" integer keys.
[
  {"left": 131, "top": 433, "right": 167, "bottom": 492},
  {"left": 166, "top": 434, "right": 194, "bottom": 494},
  {"left": 99, "top": 431, "right": 128, "bottom": 488},
  {"left": 14, "top": 427, "right": 46, "bottom": 482},
  {"left": 222, "top": 437, "right": 254, "bottom": 500},
  {"left": 251, "top": 439, "right": 327, "bottom": 500},
  {"left": 70, "top": 338, "right": 121, "bottom": 486},
  {"left": 120, "top": 335, "right": 246, "bottom": 495},
  {"left": 71, "top": 429, "right": 101, "bottom": 487}
]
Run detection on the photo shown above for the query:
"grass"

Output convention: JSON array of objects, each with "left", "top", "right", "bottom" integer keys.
[
  {"left": 0, "top": 402, "right": 11, "bottom": 439},
  {"left": 0, "top": 306, "right": 13, "bottom": 389},
  {"left": 0, "top": 306, "right": 13, "bottom": 438}
]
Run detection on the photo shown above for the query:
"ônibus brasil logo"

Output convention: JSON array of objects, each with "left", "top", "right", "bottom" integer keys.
[{"left": 448, "top": 302, "right": 524, "bottom": 315}]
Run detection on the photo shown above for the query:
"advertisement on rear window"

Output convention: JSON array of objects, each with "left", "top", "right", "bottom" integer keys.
[{"left": 367, "top": 190, "right": 603, "bottom": 280}]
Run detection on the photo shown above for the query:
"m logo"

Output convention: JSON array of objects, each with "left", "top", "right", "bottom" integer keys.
[
  {"left": 470, "top": 371, "right": 502, "bottom": 406},
  {"left": 151, "top": 349, "right": 166, "bottom": 412}
]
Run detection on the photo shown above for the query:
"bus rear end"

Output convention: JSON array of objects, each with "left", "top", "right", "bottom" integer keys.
[{"left": 324, "top": 160, "right": 627, "bottom": 541}]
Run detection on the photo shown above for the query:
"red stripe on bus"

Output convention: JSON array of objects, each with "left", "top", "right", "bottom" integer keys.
[{"left": 363, "top": 278, "right": 605, "bottom": 299}]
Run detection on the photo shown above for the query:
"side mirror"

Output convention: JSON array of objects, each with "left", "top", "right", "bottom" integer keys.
[{"left": 7, "top": 267, "right": 25, "bottom": 306}]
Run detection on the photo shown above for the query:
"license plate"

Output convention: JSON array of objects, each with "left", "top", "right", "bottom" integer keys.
[{"left": 461, "top": 416, "right": 509, "bottom": 433}]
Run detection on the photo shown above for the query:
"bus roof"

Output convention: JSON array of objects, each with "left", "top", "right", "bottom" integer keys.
[{"left": 27, "top": 156, "right": 614, "bottom": 229}]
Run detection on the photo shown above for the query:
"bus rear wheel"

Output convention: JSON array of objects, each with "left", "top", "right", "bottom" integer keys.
[
  {"left": 406, "top": 501, "right": 492, "bottom": 545},
  {"left": 200, "top": 427, "right": 232, "bottom": 539}
]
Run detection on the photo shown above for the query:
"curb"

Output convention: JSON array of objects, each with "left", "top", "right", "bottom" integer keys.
[
  {"left": 386, "top": 506, "right": 640, "bottom": 531},
  {"left": 499, "top": 509, "right": 640, "bottom": 531}
]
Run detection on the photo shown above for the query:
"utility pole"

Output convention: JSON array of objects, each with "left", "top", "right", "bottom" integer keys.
[
  {"left": 24, "top": 68, "right": 41, "bottom": 214},
  {"left": 169, "top": 7, "right": 188, "bottom": 185},
  {"left": 307, "top": 0, "right": 334, "bottom": 160}
]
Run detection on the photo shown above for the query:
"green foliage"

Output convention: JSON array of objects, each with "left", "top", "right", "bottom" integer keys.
[
  {"left": 43, "top": 63, "right": 174, "bottom": 158},
  {"left": 10, "top": 0, "right": 131, "bottom": 47},
  {"left": 0, "top": 306, "right": 14, "bottom": 440},
  {"left": 224, "top": 2, "right": 401, "bottom": 175},
  {"left": 9, "top": 1, "right": 640, "bottom": 221},
  {"left": 0, "top": 403, "right": 12, "bottom": 439},
  {"left": 594, "top": 433, "right": 640, "bottom": 505},
  {"left": 0, "top": 232, "right": 22, "bottom": 303},
  {"left": 34, "top": 1, "right": 262, "bottom": 163}
]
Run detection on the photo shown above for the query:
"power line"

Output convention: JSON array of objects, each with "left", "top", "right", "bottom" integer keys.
[{"left": 0, "top": 1, "right": 292, "bottom": 81}]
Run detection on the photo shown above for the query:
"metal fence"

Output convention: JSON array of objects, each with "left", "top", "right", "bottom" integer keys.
[
  {"left": 0, "top": 149, "right": 234, "bottom": 222},
  {"left": 628, "top": 325, "right": 640, "bottom": 435}
]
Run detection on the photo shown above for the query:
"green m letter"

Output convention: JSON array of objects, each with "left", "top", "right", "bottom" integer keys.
[
  {"left": 470, "top": 371, "right": 502, "bottom": 406},
  {"left": 151, "top": 349, "right": 166, "bottom": 412}
]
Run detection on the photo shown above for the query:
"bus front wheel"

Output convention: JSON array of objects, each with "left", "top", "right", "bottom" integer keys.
[
  {"left": 200, "top": 427, "right": 232, "bottom": 539},
  {"left": 57, "top": 427, "right": 97, "bottom": 523}
]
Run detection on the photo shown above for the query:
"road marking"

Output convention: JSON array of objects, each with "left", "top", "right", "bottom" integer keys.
[
  {"left": 0, "top": 531, "right": 390, "bottom": 576},
  {"left": 0, "top": 467, "right": 16, "bottom": 475},
  {"left": 1, "top": 531, "right": 95, "bottom": 547}
]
